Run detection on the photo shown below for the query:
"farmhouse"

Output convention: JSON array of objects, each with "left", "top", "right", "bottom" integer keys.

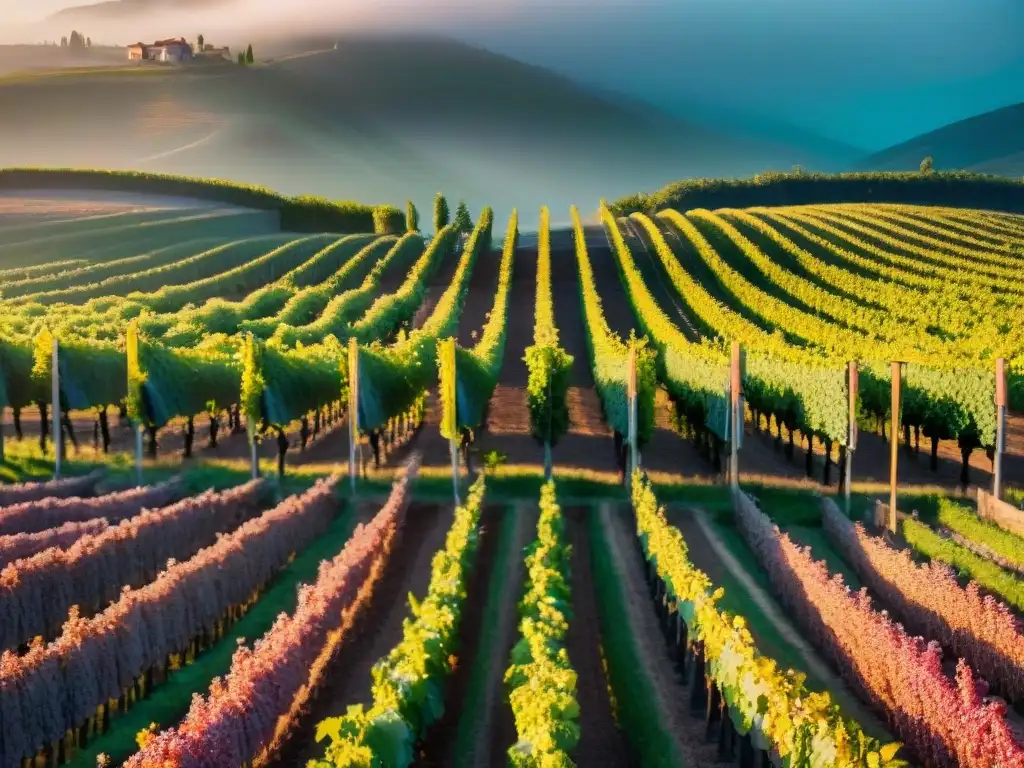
[{"left": 126, "top": 38, "right": 193, "bottom": 63}]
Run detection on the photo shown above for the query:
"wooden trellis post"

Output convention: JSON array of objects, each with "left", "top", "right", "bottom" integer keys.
[
  {"left": 441, "top": 339, "right": 460, "bottom": 506},
  {"left": 52, "top": 335, "right": 62, "bottom": 480},
  {"left": 627, "top": 341, "right": 638, "bottom": 490},
  {"left": 135, "top": 424, "right": 144, "bottom": 486},
  {"left": 846, "top": 362, "right": 858, "bottom": 513},
  {"left": 729, "top": 342, "right": 743, "bottom": 490},
  {"left": 348, "top": 337, "right": 359, "bottom": 494},
  {"left": 888, "top": 361, "right": 903, "bottom": 533},
  {"left": 995, "top": 358, "right": 1007, "bottom": 500}
]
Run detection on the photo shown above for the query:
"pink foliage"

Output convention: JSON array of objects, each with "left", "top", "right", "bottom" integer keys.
[
  {"left": 0, "top": 518, "right": 109, "bottom": 567},
  {"left": 127, "top": 460, "right": 419, "bottom": 768},
  {"left": 0, "top": 477, "right": 181, "bottom": 536},
  {"left": 0, "top": 476, "right": 339, "bottom": 768},
  {"left": 0, "top": 469, "right": 103, "bottom": 508},
  {"left": 823, "top": 500, "right": 1024, "bottom": 703},
  {"left": 0, "top": 479, "right": 267, "bottom": 651},
  {"left": 733, "top": 491, "right": 1024, "bottom": 768}
]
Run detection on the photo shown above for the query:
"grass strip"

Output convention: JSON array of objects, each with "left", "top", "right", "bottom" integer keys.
[
  {"left": 588, "top": 508, "right": 683, "bottom": 768},
  {"left": 901, "top": 515, "right": 1024, "bottom": 613},
  {"left": 451, "top": 507, "right": 518, "bottom": 767},
  {"left": 68, "top": 507, "right": 357, "bottom": 767}
]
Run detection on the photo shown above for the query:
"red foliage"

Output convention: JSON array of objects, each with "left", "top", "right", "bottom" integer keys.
[
  {"left": 823, "top": 500, "right": 1024, "bottom": 703},
  {"left": 733, "top": 491, "right": 1024, "bottom": 768},
  {"left": 0, "top": 476, "right": 338, "bottom": 767},
  {"left": 0, "top": 479, "right": 267, "bottom": 651},
  {"left": 0, "top": 478, "right": 180, "bottom": 536},
  {"left": 126, "top": 460, "right": 419, "bottom": 768},
  {"left": 0, "top": 518, "right": 109, "bottom": 567},
  {"left": 0, "top": 469, "right": 103, "bottom": 508}
]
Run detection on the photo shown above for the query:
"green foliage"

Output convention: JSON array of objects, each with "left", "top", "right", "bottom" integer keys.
[
  {"left": 346, "top": 232, "right": 450, "bottom": 347},
  {"left": 505, "top": 482, "right": 580, "bottom": 766},
  {"left": 267, "top": 235, "right": 416, "bottom": 348},
  {"left": 654, "top": 208, "right": 995, "bottom": 447},
  {"left": 126, "top": 321, "right": 240, "bottom": 428},
  {"left": 372, "top": 206, "right": 405, "bottom": 235},
  {"left": 237, "top": 52, "right": 245, "bottom": 65},
  {"left": 602, "top": 207, "right": 731, "bottom": 440},
  {"left": 0, "top": 168, "right": 384, "bottom": 234},
  {"left": 631, "top": 472, "right": 903, "bottom": 766},
  {"left": 243, "top": 333, "right": 344, "bottom": 428},
  {"left": 433, "top": 192, "right": 449, "bottom": 232},
  {"left": 570, "top": 206, "right": 656, "bottom": 445},
  {"left": 902, "top": 514, "right": 1024, "bottom": 613},
  {"left": 931, "top": 496, "right": 1024, "bottom": 570},
  {"left": 313, "top": 476, "right": 487, "bottom": 767},
  {"left": 353, "top": 210, "right": 492, "bottom": 432},
  {"left": 452, "top": 201, "right": 472, "bottom": 234},
  {"left": 31, "top": 329, "right": 127, "bottom": 411},
  {"left": 245, "top": 44, "right": 254, "bottom": 63},
  {"left": 920, "top": 156, "right": 934, "bottom": 174},
  {"left": 609, "top": 169, "right": 1024, "bottom": 217},
  {"left": 524, "top": 206, "right": 573, "bottom": 450},
  {"left": 405, "top": 201, "right": 419, "bottom": 232},
  {"left": 438, "top": 209, "right": 518, "bottom": 438}
]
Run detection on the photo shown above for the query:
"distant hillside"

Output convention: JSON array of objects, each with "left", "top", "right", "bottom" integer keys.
[
  {"left": 53, "top": 0, "right": 225, "bottom": 21},
  {"left": 0, "top": 34, "right": 839, "bottom": 225},
  {"left": 859, "top": 103, "right": 1024, "bottom": 176}
]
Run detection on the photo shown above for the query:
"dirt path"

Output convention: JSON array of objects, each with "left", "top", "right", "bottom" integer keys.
[
  {"left": 484, "top": 507, "right": 533, "bottom": 765},
  {"left": 416, "top": 503, "right": 533, "bottom": 767},
  {"left": 599, "top": 503, "right": 714, "bottom": 767},
  {"left": 684, "top": 508, "right": 891, "bottom": 738},
  {"left": 473, "top": 241, "right": 543, "bottom": 467},
  {"left": 411, "top": 504, "right": 502, "bottom": 767},
  {"left": 550, "top": 241, "right": 620, "bottom": 473},
  {"left": 270, "top": 503, "right": 451, "bottom": 766},
  {"left": 562, "top": 507, "right": 633, "bottom": 766}
]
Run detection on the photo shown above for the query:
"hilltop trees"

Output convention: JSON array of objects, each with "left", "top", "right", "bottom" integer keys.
[
  {"left": 920, "top": 156, "right": 934, "bottom": 173},
  {"left": 433, "top": 193, "right": 449, "bottom": 232},
  {"left": 453, "top": 201, "right": 472, "bottom": 233},
  {"left": 406, "top": 201, "right": 419, "bottom": 232},
  {"left": 246, "top": 44, "right": 254, "bottom": 64},
  {"left": 198, "top": 33, "right": 204, "bottom": 50}
]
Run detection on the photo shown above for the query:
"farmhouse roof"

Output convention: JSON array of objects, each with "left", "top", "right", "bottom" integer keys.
[{"left": 153, "top": 38, "right": 189, "bottom": 47}]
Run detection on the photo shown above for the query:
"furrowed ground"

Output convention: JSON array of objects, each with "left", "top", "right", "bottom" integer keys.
[{"left": 2, "top": 179, "right": 1024, "bottom": 768}]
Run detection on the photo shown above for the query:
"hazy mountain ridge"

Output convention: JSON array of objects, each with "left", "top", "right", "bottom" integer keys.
[{"left": 859, "top": 102, "right": 1024, "bottom": 176}]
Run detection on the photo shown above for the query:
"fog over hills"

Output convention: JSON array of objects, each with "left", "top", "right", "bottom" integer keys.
[{"left": 0, "top": 35, "right": 847, "bottom": 226}]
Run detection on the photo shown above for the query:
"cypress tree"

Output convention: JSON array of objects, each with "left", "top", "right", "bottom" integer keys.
[
  {"left": 453, "top": 201, "right": 472, "bottom": 233},
  {"left": 406, "top": 200, "right": 419, "bottom": 232},
  {"left": 245, "top": 44, "right": 254, "bottom": 64},
  {"left": 433, "top": 192, "right": 449, "bottom": 232}
]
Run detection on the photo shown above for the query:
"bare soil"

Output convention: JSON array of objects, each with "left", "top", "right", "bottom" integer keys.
[
  {"left": 599, "top": 502, "right": 716, "bottom": 767},
  {"left": 270, "top": 503, "right": 451, "bottom": 767},
  {"left": 414, "top": 504, "right": 533, "bottom": 767},
  {"left": 561, "top": 506, "right": 633, "bottom": 767}
]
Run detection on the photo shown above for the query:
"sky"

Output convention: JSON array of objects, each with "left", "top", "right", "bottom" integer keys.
[{"left": 4, "top": 0, "right": 1024, "bottom": 150}]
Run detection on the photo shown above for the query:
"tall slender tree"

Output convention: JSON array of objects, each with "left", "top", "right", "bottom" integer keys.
[
  {"left": 406, "top": 200, "right": 420, "bottom": 232},
  {"left": 433, "top": 192, "right": 449, "bottom": 232},
  {"left": 245, "top": 44, "right": 254, "bottom": 64},
  {"left": 198, "top": 33, "right": 205, "bottom": 50},
  {"left": 453, "top": 201, "right": 472, "bottom": 233}
]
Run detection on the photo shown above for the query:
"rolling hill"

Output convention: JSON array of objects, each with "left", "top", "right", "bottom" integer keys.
[
  {"left": 859, "top": 102, "right": 1024, "bottom": 176},
  {"left": 0, "top": 35, "right": 841, "bottom": 224}
]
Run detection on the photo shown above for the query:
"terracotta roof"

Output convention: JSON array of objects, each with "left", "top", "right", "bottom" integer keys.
[{"left": 153, "top": 38, "right": 189, "bottom": 47}]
